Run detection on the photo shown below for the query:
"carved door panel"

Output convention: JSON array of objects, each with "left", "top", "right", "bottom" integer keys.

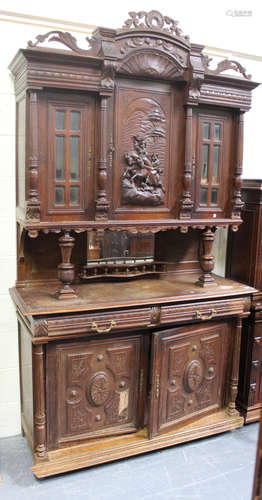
[
  {"left": 149, "top": 321, "right": 230, "bottom": 438},
  {"left": 112, "top": 80, "right": 181, "bottom": 219},
  {"left": 47, "top": 333, "right": 148, "bottom": 448}
]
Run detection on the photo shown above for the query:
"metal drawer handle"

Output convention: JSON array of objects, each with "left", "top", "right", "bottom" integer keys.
[
  {"left": 91, "top": 319, "right": 116, "bottom": 333},
  {"left": 196, "top": 309, "right": 216, "bottom": 321}
]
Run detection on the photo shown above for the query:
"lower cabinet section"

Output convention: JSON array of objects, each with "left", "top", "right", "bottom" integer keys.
[{"left": 18, "top": 316, "right": 245, "bottom": 478}]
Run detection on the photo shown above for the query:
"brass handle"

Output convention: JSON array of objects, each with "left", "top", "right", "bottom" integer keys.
[
  {"left": 196, "top": 309, "right": 216, "bottom": 321},
  {"left": 91, "top": 319, "right": 116, "bottom": 333}
]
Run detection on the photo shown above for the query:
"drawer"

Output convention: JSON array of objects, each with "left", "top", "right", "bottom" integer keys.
[
  {"left": 161, "top": 297, "right": 250, "bottom": 326},
  {"left": 34, "top": 307, "right": 152, "bottom": 337}
]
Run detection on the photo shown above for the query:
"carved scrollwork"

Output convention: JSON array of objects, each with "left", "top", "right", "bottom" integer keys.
[
  {"left": 28, "top": 31, "right": 90, "bottom": 54},
  {"left": 122, "top": 10, "right": 189, "bottom": 43},
  {"left": 204, "top": 57, "right": 251, "bottom": 80}
]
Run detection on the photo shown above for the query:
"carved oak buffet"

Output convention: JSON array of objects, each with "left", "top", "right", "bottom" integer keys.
[{"left": 9, "top": 11, "right": 258, "bottom": 477}]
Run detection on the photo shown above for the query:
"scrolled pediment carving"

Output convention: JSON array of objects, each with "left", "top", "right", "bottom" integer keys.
[
  {"left": 117, "top": 50, "right": 184, "bottom": 80},
  {"left": 121, "top": 10, "right": 190, "bottom": 44}
]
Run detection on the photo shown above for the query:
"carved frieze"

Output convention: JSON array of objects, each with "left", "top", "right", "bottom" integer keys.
[{"left": 116, "top": 36, "right": 187, "bottom": 66}]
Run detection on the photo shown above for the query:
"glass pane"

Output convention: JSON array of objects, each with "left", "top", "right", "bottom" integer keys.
[
  {"left": 70, "top": 186, "right": 80, "bottom": 205},
  {"left": 214, "top": 124, "right": 221, "bottom": 140},
  {"left": 70, "top": 111, "right": 80, "bottom": 131},
  {"left": 56, "top": 136, "right": 65, "bottom": 180},
  {"left": 56, "top": 111, "right": 65, "bottom": 130},
  {"left": 70, "top": 136, "right": 79, "bottom": 180},
  {"left": 201, "top": 145, "right": 209, "bottom": 184},
  {"left": 55, "top": 186, "right": 65, "bottom": 205},
  {"left": 203, "top": 123, "right": 210, "bottom": 139},
  {"left": 212, "top": 145, "right": 220, "bottom": 183},
  {"left": 200, "top": 188, "right": 207, "bottom": 204},
  {"left": 211, "top": 189, "right": 218, "bottom": 204}
]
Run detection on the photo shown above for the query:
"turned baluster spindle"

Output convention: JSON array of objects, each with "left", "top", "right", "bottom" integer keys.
[
  {"left": 227, "top": 317, "right": 242, "bottom": 416},
  {"left": 56, "top": 231, "right": 77, "bottom": 299},
  {"left": 196, "top": 227, "right": 216, "bottom": 287}
]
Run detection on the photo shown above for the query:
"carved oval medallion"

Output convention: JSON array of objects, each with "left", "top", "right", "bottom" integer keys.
[
  {"left": 88, "top": 372, "right": 111, "bottom": 406},
  {"left": 184, "top": 360, "right": 203, "bottom": 393}
]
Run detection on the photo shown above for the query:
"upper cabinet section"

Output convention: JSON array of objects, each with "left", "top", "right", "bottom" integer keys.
[{"left": 9, "top": 10, "right": 259, "bottom": 232}]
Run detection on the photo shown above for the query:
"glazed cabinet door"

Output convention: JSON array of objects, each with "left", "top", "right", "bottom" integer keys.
[
  {"left": 192, "top": 109, "right": 233, "bottom": 219},
  {"left": 39, "top": 91, "right": 96, "bottom": 221},
  {"left": 46, "top": 333, "right": 148, "bottom": 449},
  {"left": 149, "top": 321, "right": 230, "bottom": 438}
]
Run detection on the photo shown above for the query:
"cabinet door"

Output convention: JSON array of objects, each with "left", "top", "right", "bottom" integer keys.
[
  {"left": 47, "top": 333, "right": 148, "bottom": 448},
  {"left": 193, "top": 110, "right": 233, "bottom": 219},
  {"left": 149, "top": 321, "right": 230, "bottom": 438},
  {"left": 39, "top": 92, "right": 96, "bottom": 220}
]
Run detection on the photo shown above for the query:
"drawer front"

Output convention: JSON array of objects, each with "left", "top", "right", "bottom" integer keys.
[
  {"left": 33, "top": 297, "right": 250, "bottom": 338},
  {"left": 37, "top": 307, "right": 152, "bottom": 337},
  {"left": 161, "top": 297, "right": 249, "bottom": 326}
]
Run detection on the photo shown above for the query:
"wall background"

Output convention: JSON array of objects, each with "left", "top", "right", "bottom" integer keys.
[{"left": 0, "top": 0, "right": 261, "bottom": 437}]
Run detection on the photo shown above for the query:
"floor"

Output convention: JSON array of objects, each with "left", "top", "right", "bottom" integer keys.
[{"left": 0, "top": 423, "right": 258, "bottom": 500}]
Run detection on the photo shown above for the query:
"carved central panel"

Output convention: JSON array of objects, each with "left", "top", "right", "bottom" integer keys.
[{"left": 116, "top": 87, "right": 172, "bottom": 210}]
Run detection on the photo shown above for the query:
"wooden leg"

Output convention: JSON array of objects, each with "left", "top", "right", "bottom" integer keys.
[
  {"left": 56, "top": 230, "right": 77, "bottom": 300},
  {"left": 33, "top": 344, "right": 47, "bottom": 460},
  {"left": 196, "top": 227, "right": 216, "bottom": 287},
  {"left": 227, "top": 317, "right": 242, "bottom": 416}
]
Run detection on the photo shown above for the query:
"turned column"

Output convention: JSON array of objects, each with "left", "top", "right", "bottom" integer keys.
[
  {"left": 196, "top": 227, "right": 216, "bottom": 287},
  {"left": 32, "top": 344, "right": 47, "bottom": 460},
  {"left": 26, "top": 90, "right": 41, "bottom": 221},
  {"left": 56, "top": 230, "right": 77, "bottom": 299},
  {"left": 232, "top": 111, "right": 245, "bottom": 218},
  {"left": 227, "top": 317, "right": 242, "bottom": 416},
  {"left": 180, "top": 105, "right": 193, "bottom": 218},
  {"left": 95, "top": 95, "right": 110, "bottom": 220}
]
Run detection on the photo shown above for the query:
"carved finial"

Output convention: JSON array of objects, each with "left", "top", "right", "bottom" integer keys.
[
  {"left": 28, "top": 31, "right": 90, "bottom": 54},
  {"left": 122, "top": 10, "right": 190, "bottom": 43}
]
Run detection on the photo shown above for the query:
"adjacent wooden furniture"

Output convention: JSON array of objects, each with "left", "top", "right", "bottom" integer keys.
[
  {"left": 9, "top": 10, "right": 258, "bottom": 477},
  {"left": 227, "top": 180, "right": 262, "bottom": 422}
]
